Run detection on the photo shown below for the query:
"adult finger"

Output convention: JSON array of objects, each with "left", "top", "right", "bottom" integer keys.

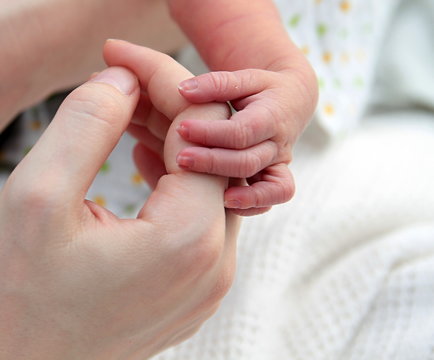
[
  {"left": 131, "top": 92, "right": 171, "bottom": 142},
  {"left": 127, "top": 123, "right": 164, "bottom": 157},
  {"left": 11, "top": 67, "right": 139, "bottom": 205},
  {"left": 130, "top": 91, "right": 152, "bottom": 126},
  {"left": 133, "top": 143, "right": 166, "bottom": 189},
  {"left": 104, "top": 39, "right": 200, "bottom": 174},
  {"left": 178, "top": 69, "right": 276, "bottom": 103},
  {"left": 105, "top": 41, "right": 241, "bottom": 248},
  {"left": 104, "top": 39, "right": 191, "bottom": 122}
]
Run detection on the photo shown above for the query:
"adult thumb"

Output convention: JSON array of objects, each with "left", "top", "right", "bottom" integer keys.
[{"left": 11, "top": 67, "right": 139, "bottom": 206}]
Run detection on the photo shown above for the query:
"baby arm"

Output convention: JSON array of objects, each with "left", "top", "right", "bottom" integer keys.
[{"left": 169, "top": 0, "right": 318, "bottom": 215}]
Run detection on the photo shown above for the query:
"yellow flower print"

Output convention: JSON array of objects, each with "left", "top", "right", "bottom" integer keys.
[
  {"left": 131, "top": 172, "right": 144, "bottom": 185},
  {"left": 324, "top": 104, "right": 335, "bottom": 116},
  {"left": 340, "top": 1, "right": 351, "bottom": 12},
  {"left": 93, "top": 195, "right": 107, "bottom": 207},
  {"left": 322, "top": 52, "right": 333, "bottom": 64},
  {"left": 301, "top": 45, "right": 310, "bottom": 56}
]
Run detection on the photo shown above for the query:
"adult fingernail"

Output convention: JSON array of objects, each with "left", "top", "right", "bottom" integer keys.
[
  {"left": 178, "top": 78, "right": 198, "bottom": 92},
  {"left": 90, "top": 67, "right": 137, "bottom": 95},
  {"left": 176, "top": 154, "right": 195, "bottom": 168}
]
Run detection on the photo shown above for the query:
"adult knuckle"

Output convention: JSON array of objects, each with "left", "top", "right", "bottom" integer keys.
[
  {"left": 199, "top": 268, "right": 235, "bottom": 312},
  {"left": 175, "top": 234, "right": 223, "bottom": 279},
  {"left": 212, "top": 268, "right": 235, "bottom": 301},
  {"left": 4, "top": 175, "right": 58, "bottom": 213},
  {"left": 192, "top": 238, "right": 222, "bottom": 272},
  {"left": 64, "top": 86, "right": 124, "bottom": 129}
]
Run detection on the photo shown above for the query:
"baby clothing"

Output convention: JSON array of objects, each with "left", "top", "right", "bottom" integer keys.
[
  {"left": 273, "top": 0, "right": 398, "bottom": 136},
  {"left": 0, "top": 0, "right": 403, "bottom": 215}
]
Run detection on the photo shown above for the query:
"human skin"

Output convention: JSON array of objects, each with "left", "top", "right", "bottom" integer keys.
[
  {"left": 1, "top": 0, "right": 317, "bottom": 216},
  {"left": 168, "top": 0, "right": 319, "bottom": 215},
  {"left": 0, "top": 43, "right": 239, "bottom": 359},
  {"left": 0, "top": 0, "right": 185, "bottom": 132}
]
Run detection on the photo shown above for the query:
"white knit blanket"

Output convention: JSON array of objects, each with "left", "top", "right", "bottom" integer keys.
[
  {"left": 0, "top": 1, "right": 433, "bottom": 359},
  {"left": 152, "top": 111, "right": 434, "bottom": 360},
  {"left": 153, "top": 1, "right": 434, "bottom": 358}
]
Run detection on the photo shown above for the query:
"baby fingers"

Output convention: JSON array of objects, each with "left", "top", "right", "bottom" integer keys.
[
  {"left": 177, "top": 104, "right": 277, "bottom": 149},
  {"left": 176, "top": 141, "right": 278, "bottom": 178},
  {"left": 224, "top": 163, "right": 295, "bottom": 211},
  {"left": 178, "top": 69, "right": 274, "bottom": 103}
]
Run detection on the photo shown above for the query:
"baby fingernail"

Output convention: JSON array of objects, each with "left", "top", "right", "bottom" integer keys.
[
  {"left": 224, "top": 199, "right": 242, "bottom": 208},
  {"left": 178, "top": 78, "right": 198, "bottom": 92},
  {"left": 176, "top": 125, "right": 190, "bottom": 139},
  {"left": 176, "top": 154, "right": 195, "bottom": 168}
]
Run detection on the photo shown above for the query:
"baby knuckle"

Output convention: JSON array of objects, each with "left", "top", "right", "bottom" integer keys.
[
  {"left": 208, "top": 72, "right": 230, "bottom": 93},
  {"left": 238, "top": 69, "right": 255, "bottom": 89},
  {"left": 272, "top": 145, "right": 292, "bottom": 166},
  {"left": 295, "top": 63, "right": 319, "bottom": 111},
  {"left": 205, "top": 151, "right": 219, "bottom": 174},
  {"left": 280, "top": 178, "right": 295, "bottom": 202},
  {"left": 283, "top": 151, "right": 293, "bottom": 164},
  {"left": 243, "top": 152, "right": 263, "bottom": 177},
  {"left": 233, "top": 121, "right": 252, "bottom": 149}
]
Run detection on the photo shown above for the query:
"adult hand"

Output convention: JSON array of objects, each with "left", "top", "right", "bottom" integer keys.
[
  {"left": 0, "top": 47, "right": 239, "bottom": 359},
  {"left": 1, "top": 0, "right": 185, "bottom": 131}
]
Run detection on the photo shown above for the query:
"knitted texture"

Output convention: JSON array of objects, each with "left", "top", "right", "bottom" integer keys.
[{"left": 152, "top": 113, "right": 434, "bottom": 360}]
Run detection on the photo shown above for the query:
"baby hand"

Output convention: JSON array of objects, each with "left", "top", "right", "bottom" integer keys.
[{"left": 176, "top": 68, "right": 318, "bottom": 216}]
